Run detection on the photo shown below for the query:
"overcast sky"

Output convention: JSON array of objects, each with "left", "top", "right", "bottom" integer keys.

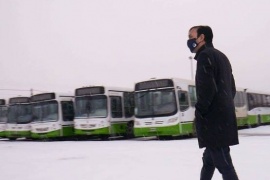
[{"left": 0, "top": 0, "right": 269, "bottom": 98}]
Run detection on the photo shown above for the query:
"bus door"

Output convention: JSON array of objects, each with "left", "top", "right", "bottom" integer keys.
[
  {"left": 109, "top": 93, "right": 124, "bottom": 135},
  {"left": 60, "top": 101, "right": 75, "bottom": 136}
]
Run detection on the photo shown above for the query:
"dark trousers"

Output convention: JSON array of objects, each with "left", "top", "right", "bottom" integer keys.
[{"left": 200, "top": 147, "right": 239, "bottom": 180}]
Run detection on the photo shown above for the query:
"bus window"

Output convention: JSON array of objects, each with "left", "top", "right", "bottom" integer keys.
[
  {"left": 262, "top": 95, "right": 267, "bottom": 107},
  {"left": 178, "top": 91, "right": 189, "bottom": 111},
  {"left": 61, "top": 101, "right": 74, "bottom": 121},
  {"left": 257, "top": 94, "right": 262, "bottom": 107},
  {"left": 17, "top": 104, "right": 32, "bottom": 123},
  {"left": 266, "top": 96, "right": 270, "bottom": 107},
  {"left": 188, "top": 86, "right": 197, "bottom": 107},
  {"left": 110, "top": 96, "right": 123, "bottom": 118},
  {"left": 234, "top": 92, "right": 245, "bottom": 107},
  {"left": 0, "top": 106, "right": 7, "bottom": 123},
  {"left": 247, "top": 93, "right": 255, "bottom": 110}
]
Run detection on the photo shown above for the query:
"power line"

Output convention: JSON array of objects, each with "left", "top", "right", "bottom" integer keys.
[
  {"left": 0, "top": 89, "right": 49, "bottom": 92},
  {"left": 0, "top": 89, "right": 30, "bottom": 92},
  {"left": 0, "top": 89, "right": 50, "bottom": 97}
]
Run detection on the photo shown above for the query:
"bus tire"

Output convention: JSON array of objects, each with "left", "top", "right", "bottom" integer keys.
[
  {"left": 100, "top": 135, "right": 110, "bottom": 141},
  {"left": 158, "top": 136, "right": 173, "bottom": 140}
]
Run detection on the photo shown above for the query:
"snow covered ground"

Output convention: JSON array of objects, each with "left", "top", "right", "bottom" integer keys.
[{"left": 1, "top": 126, "right": 270, "bottom": 180}]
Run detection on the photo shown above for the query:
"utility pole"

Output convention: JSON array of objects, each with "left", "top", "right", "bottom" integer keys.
[{"left": 189, "top": 56, "right": 194, "bottom": 80}]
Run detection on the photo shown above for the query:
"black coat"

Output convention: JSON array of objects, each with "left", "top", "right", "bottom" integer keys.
[{"left": 194, "top": 43, "right": 239, "bottom": 148}]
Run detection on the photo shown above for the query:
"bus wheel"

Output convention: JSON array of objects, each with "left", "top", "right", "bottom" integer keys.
[
  {"left": 9, "top": 138, "right": 17, "bottom": 141},
  {"left": 100, "top": 135, "right": 110, "bottom": 141},
  {"left": 158, "top": 136, "right": 173, "bottom": 140}
]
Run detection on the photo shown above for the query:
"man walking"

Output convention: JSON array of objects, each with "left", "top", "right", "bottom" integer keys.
[{"left": 187, "top": 25, "right": 239, "bottom": 180}]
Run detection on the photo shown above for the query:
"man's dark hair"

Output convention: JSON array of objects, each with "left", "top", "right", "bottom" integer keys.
[{"left": 190, "top": 25, "right": 213, "bottom": 43}]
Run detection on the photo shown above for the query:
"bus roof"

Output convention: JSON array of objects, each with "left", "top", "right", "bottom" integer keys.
[
  {"left": 75, "top": 86, "right": 133, "bottom": 96},
  {"left": 135, "top": 77, "right": 194, "bottom": 84},
  {"left": 31, "top": 92, "right": 74, "bottom": 102},
  {"left": 134, "top": 77, "right": 195, "bottom": 91},
  {"left": 245, "top": 89, "right": 270, "bottom": 95},
  {"left": 8, "top": 96, "right": 30, "bottom": 104}
]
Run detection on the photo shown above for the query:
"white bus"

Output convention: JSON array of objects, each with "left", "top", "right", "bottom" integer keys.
[
  {"left": 234, "top": 88, "right": 249, "bottom": 128},
  {"left": 245, "top": 89, "right": 270, "bottom": 126},
  {"left": 0, "top": 99, "right": 8, "bottom": 138},
  {"left": 74, "top": 86, "right": 134, "bottom": 139},
  {"left": 134, "top": 78, "right": 196, "bottom": 138},
  {"left": 5, "top": 97, "right": 32, "bottom": 140},
  {"left": 134, "top": 78, "right": 251, "bottom": 138},
  {"left": 31, "top": 92, "right": 75, "bottom": 139}
]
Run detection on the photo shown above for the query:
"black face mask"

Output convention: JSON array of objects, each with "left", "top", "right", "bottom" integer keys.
[{"left": 187, "top": 38, "right": 198, "bottom": 53}]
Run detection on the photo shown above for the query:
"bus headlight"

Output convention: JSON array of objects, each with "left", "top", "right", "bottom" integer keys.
[
  {"left": 168, "top": 117, "right": 178, "bottom": 123},
  {"left": 135, "top": 121, "right": 140, "bottom": 126},
  {"left": 52, "top": 124, "right": 60, "bottom": 130}
]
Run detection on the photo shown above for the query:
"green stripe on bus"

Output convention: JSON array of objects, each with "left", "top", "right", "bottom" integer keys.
[
  {"left": 134, "top": 122, "right": 194, "bottom": 137},
  {"left": 5, "top": 130, "right": 31, "bottom": 138},
  {"left": 75, "top": 127, "right": 110, "bottom": 135},
  {"left": 31, "top": 126, "right": 74, "bottom": 139},
  {"left": 75, "top": 122, "right": 129, "bottom": 136},
  {"left": 0, "top": 131, "right": 6, "bottom": 138}
]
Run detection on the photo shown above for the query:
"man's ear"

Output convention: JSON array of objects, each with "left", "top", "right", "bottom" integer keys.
[{"left": 198, "top": 34, "right": 205, "bottom": 42}]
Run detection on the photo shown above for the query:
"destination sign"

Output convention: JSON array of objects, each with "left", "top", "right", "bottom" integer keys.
[
  {"left": 31, "top": 93, "right": 56, "bottom": 102},
  {"left": 135, "top": 79, "right": 174, "bottom": 91},
  {"left": 9, "top": 97, "right": 30, "bottom": 104},
  {"left": 76, "top": 86, "right": 105, "bottom": 96},
  {"left": 0, "top": 99, "right": 6, "bottom": 105}
]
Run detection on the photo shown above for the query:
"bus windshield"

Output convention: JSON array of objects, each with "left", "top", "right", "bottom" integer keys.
[
  {"left": 7, "top": 104, "right": 32, "bottom": 124},
  {"left": 0, "top": 106, "right": 8, "bottom": 123},
  {"left": 135, "top": 89, "right": 177, "bottom": 118},
  {"left": 32, "top": 101, "right": 58, "bottom": 122},
  {"left": 75, "top": 95, "right": 107, "bottom": 118}
]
